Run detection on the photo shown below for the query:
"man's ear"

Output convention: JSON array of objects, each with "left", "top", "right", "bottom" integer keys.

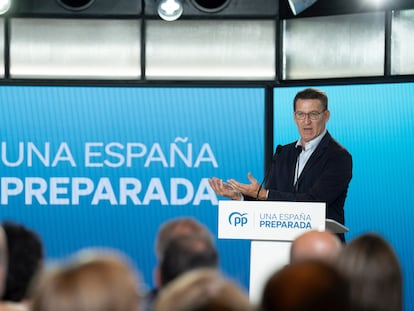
[{"left": 325, "top": 109, "right": 331, "bottom": 122}]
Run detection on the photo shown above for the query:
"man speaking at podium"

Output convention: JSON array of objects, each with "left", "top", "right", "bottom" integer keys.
[{"left": 209, "top": 88, "right": 352, "bottom": 242}]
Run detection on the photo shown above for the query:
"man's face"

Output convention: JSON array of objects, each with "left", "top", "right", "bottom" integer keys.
[{"left": 294, "top": 98, "right": 330, "bottom": 143}]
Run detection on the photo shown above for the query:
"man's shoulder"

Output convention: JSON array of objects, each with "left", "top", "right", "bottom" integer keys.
[{"left": 323, "top": 132, "right": 351, "bottom": 156}]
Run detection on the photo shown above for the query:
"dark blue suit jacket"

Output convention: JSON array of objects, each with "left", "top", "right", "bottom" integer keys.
[{"left": 264, "top": 132, "right": 352, "bottom": 240}]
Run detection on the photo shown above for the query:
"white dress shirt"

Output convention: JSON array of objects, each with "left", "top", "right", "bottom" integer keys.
[{"left": 294, "top": 130, "right": 327, "bottom": 185}]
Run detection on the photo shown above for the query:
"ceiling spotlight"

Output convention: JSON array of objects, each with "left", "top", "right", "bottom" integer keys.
[
  {"left": 0, "top": 0, "right": 12, "bottom": 15},
  {"left": 157, "top": 0, "right": 184, "bottom": 21},
  {"left": 191, "top": 0, "right": 230, "bottom": 13},
  {"left": 56, "top": 0, "right": 95, "bottom": 11},
  {"left": 287, "top": 0, "right": 317, "bottom": 15}
]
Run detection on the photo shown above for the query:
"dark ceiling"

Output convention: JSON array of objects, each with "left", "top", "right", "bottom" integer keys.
[{"left": 9, "top": 0, "right": 414, "bottom": 19}]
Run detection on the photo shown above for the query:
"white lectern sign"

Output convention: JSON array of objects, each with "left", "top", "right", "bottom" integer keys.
[
  {"left": 218, "top": 200, "right": 326, "bottom": 303},
  {"left": 218, "top": 200, "right": 326, "bottom": 241}
]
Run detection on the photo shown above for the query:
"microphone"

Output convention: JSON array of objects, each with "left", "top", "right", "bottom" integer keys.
[
  {"left": 256, "top": 145, "right": 282, "bottom": 200},
  {"left": 294, "top": 145, "right": 303, "bottom": 192}
]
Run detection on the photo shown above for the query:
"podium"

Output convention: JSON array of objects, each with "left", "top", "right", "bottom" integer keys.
[{"left": 218, "top": 200, "right": 348, "bottom": 303}]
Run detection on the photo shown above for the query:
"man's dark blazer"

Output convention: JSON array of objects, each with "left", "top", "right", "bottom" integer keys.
[{"left": 264, "top": 131, "right": 352, "bottom": 238}]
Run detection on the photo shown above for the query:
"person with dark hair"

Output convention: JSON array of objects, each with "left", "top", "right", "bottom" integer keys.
[
  {"left": 209, "top": 88, "right": 352, "bottom": 241},
  {"left": 154, "top": 217, "right": 214, "bottom": 262},
  {"left": 159, "top": 234, "right": 218, "bottom": 286},
  {"left": 143, "top": 218, "right": 216, "bottom": 311},
  {"left": 260, "top": 260, "right": 350, "bottom": 311},
  {"left": 0, "top": 221, "right": 44, "bottom": 311},
  {"left": 336, "top": 232, "right": 403, "bottom": 311}
]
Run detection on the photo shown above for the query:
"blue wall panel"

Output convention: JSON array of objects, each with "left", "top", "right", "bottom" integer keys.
[{"left": 0, "top": 86, "right": 264, "bottom": 293}]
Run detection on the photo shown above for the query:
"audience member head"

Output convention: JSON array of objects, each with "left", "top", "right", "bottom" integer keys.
[
  {"left": 159, "top": 234, "right": 218, "bottom": 287},
  {"left": 1, "top": 221, "right": 44, "bottom": 302},
  {"left": 290, "top": 230, "right": 342, "bottom": 264},
  {"left": 30, "top": 248, "right": 141, "bottom": 311},
  {"left": 260, "top": 260, "right": 349, "bottom": 311},
  {"left": 0, "top": 226, "right": 7, "bottom": 298},
  {"left": 154, "top": 268, "right": 252, "bottom": 311},
  {"left": 155, "top": 217, "right": 213, "bottom": 262},
  {"left": 146, "top": 218, "right": 215, "bottom": 311},
  {"left": 336, "top": 232, "right": 403, "bottom": 311}
]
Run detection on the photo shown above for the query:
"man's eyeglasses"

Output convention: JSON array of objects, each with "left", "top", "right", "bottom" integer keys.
[{"left": 294, "top": 110, "right": 326, "bottom": 120}]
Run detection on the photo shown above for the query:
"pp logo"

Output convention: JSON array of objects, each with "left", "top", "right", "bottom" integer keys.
[{"left": 228, "top": 212, "right": 248, "bottom": 227}]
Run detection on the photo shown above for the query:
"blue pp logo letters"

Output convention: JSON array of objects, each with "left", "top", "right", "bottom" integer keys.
[{"left": 228, "top": 212, "right": 248, "bottom": 227}]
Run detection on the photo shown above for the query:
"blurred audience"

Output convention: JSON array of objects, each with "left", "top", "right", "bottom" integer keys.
[
  {"left": 144, "top": 217, "right": 215, "bottom": 311},
  {"left": 154, "top": 268, "right": 252, "bottom": 311},
  {"left": 0, "top": 221, "right": 44, "bottom": 311},
  {"left": 30, "top": 248, "right": 141, "bottom": 311},
  {"left": 290, "top": 229, "right": 343, "bottom": 264},
  {"left": 260, "top": 259, "right": 349, "bottom": 311},
  {"left": 4, "top": 220, "right": 402, "bottom": 311},
  {"left": 336, "top": 232, "right": 403, "bottom": 311}
]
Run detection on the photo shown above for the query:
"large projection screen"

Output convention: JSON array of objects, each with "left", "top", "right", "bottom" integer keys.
[{"left": 0, "top": 86, "right": 265, "bottom": 293}]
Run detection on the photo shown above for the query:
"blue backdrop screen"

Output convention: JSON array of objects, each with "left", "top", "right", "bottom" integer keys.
[
  {"left": 1, "top": 83, "right": 413, "bottom": 310},
  {"left": 0, "top": 86, "right": 264, "bottom": 292}
]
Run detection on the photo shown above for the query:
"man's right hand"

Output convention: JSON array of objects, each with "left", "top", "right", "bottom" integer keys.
[{"left": 208, "top": 177, "right": 242, "bottom": 200}]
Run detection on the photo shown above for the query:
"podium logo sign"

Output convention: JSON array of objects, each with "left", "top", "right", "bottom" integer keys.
[
  {"left": 228, "top": 212, "right": 248, "bottom": 227},
  {"left": 218, "top": 200, "right": 326, "bottom": 241}
]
